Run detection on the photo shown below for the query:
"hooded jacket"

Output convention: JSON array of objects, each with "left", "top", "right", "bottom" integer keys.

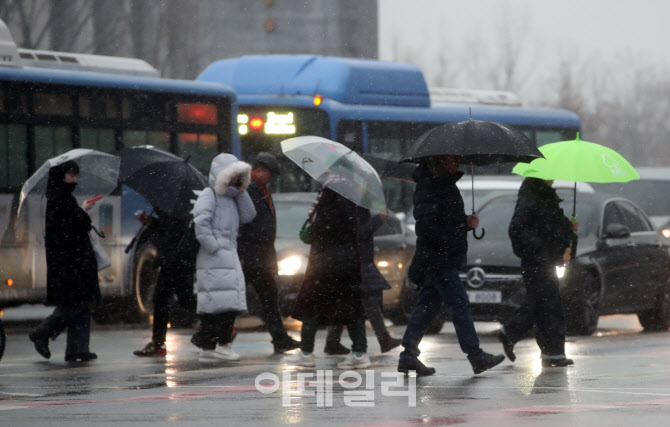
[
  {"left": 192, "top": 154, "right": 256, "bottom": 314},
  {"left": 408, "top": 164, "right": 470, "bottom": 285},
  {"left": 508, "top": 177, "right": 577, "bottom": 265}
]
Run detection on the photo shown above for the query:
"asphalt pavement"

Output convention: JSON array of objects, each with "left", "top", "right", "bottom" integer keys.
[{"left": 1, "top": 313, "right": 669, "bottom": 426}]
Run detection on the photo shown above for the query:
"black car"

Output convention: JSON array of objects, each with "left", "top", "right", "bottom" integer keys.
[
  {"left": 263, "top": 192, "right": 415, "bottom": 321},
  {"left": 398, "top": 188, "right": 670, "bottom": 335}
]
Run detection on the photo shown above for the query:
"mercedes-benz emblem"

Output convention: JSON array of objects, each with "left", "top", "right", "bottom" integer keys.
[{"left": 466, "top": 267, "right": 486, "bottom": 288}]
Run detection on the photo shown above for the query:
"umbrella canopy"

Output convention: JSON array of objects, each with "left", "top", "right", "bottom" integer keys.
[
  {"left": 401, "top": 120, "right": 543, "bottom": 165},
  {"left": 118, "top": 146, "right": 207, "bottom": 220},
  {"left": 280, "top": 136, "right": 387, "bottom": 213},
  {"left": 19, "top": 148, "right": 120, "bottom": 216},
  {"left": 362, "top": 152, "right": 417, "bottom": 182},
  {"left": 513, "top": 133, "right": 640, "bottom": 216}
]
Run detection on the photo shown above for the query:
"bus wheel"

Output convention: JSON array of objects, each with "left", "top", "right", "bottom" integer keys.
[{"left": 130, "top": 241, "right": 159, "bottom": 323}]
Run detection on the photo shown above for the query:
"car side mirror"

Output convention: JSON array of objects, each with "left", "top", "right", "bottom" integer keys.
[{"left": 603, "top": 223, "right": 631, "bottom": 239}]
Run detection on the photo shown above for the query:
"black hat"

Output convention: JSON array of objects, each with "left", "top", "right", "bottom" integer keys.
[{"left": 253, "top": 152, "right": 281, "bottom": 175}]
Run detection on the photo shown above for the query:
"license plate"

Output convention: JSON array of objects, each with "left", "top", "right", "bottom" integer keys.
[{"left": 466, "top": 290, "right": 502, "bottom": 304}]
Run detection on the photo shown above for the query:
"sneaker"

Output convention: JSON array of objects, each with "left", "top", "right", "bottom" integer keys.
[
  {"left": 65, "top": 352, "right": 97, "bottom": 362},
  {"left": 28, "top": 332, "right": 50, "bottom": 359},
  {"left": 199, "top": 350, "right": 219, "bottom": 362},
  {"left": 337, "top": 352, "right": 371, "bottom": 369},
  {"left": 497, "top": 329, "right": 516, "bottom": 362},
  {"left": 379, "top": 333, "right": 402, "bottom": 353},
  {"left": 274, "top": 338, "right": 301, "bottom": 354},
  {"left": 542, "top": 357, "right": 574, "bottom": 367},
  {"left": 469, "top": 351, "right": 505, "bottom": 374},
  {"left": 397, "top": 357, "right": 436, "bottom": 376},
  {"left": 133, "top": 341, "right": 167, "bottom": 357},
  {"left": 214, "top": 343, "right": 240, "bottom": 361},
  {"left": 284, "top": 350, "right": 316, "bottom": 367},
  {"left": 324, "top": 342, "right": 350, "bottom": 355}
]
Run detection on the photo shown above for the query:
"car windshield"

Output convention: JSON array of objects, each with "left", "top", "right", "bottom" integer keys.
[
  {"left": 477, "top": 194, "right": 596, "bottom": 238},
  {"left": 592, "top": 180, "right": 670, "bottom": 217},
  {"left": 275, "top": 201, "right": 312, "bottom": 239}
]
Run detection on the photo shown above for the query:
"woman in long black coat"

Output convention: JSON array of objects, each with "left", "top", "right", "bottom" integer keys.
[
  {"left": 286, "top": 187, "right": 369, "bottom": 369},
  {"left": 28, "top": 160, "right": 101, "bottom": 362}
]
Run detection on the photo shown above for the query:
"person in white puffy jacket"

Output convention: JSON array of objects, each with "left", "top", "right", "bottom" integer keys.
[{"left": 190, "top": 153, "right": 256, "bottom": 362}]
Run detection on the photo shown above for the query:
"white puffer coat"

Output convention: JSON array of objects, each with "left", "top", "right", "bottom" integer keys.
[{"left": 192, "top": 153, "right": 256, "bottom": 314}]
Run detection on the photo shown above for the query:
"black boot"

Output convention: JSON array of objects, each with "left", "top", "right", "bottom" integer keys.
[
  {"left": 28, "top": 332, "right": 50, "bottom": 359},
  {"left": 274, "top": 337, "right": 301, "bottom": 354},
  {"left": 469, "top": 351, "right": 505, "bottom": 374},
  {"left": 379, "top": 333, "right": 402, "bottom": 353},
  {"left": 65, "top": 352, "right": 97, "bottom": 362},
  {"left": 397, "top": 357, "right": 436, "bottom": 376},
  {"left": 497, "top": 329, "right": 516, "bottom": 362},
  {"left": 542, "top": 357, "right": 574, "bottom": 367},
  {"left": 324, "top": 341, "right": 350, "bottom": 355}
]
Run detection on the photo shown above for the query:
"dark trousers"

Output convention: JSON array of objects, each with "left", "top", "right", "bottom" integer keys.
[
  {"left": 301, "top": 317, "right": 367, "bottom": 354},
  {"left": 244, "top": 267, "right": 291, "bottom": 345},
  {"left": 191, "top": 312, "right": 237, "bottom": 351},
  {"left": 502, "top": 261, "right": 566, "bottom": 357},
  {"left": 400, "top": 267, "right": 482, "bottom": 361},
  {"left": 32, "top": 303, "right": 91, "bottom": 357},
  {"left": 326, "top": 290, "right": 388, "bottom": 345},
  {"left": 151, "top": 262, "right": 196, "bottom": 344}
]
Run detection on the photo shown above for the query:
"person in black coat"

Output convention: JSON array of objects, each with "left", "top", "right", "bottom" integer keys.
[
  {"left": 286, "top": 186, "right": 369, "bottom": 369},
  {"left": 237, "top": 152, "right": 299, "bottom": 354},
  {"left": 323, "top": 207, "right": 401, "bottom": 354},
  {"left": 29, "top": 160, "right": 101, "bottom": 362},
  {"left": 398, "top": 155, "right": 504, "bottom": 376},
  {"left": 498, "top": 177, "right": 578, "bottom": 367},
  {"left": 133, "top": 208, "right": 197, "bottom": 357}
]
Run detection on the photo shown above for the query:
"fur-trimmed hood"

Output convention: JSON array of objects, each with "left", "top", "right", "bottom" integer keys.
[{"left": 208, "top": 153, "right": 252, "bottom": 195}]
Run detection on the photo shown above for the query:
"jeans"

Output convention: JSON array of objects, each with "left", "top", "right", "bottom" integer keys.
[
  {"left": 31, "top": 303, "right": 91, "bottom": 357},
  {"left": 301, "top": 317, "right": 367, "bottom": 354},
  {"left": 502, "top": 261, "right": 566, "bottom": 357},
  {"left": 151, "top": 261, "right": 196, "bottom": 344},
  {"left": 191, "top": 312, "right": 237, "bottom": 351},
  {"left": 244, "top": 267, "right": 292, "bottom": 345},
  {"left": 400, "top": 267, "right": 482, "bottom": 361},
  {"left": 326, "top": 290, "right": 388, "bottom": 344}
]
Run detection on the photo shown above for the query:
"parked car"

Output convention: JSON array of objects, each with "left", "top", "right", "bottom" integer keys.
[
  {"left": 265, "top": 192, "right": 415, "bottom": 322},
  {"left": 397, "top": 179, "right": 670, "bottom": 335}
]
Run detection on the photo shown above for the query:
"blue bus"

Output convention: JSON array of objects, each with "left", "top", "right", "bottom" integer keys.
[
  {"left": 197, "top": 55, "right": 581, "bottom": 211},
  {"left": 0, "top": 24, "right": 238, "bottom": 320}
]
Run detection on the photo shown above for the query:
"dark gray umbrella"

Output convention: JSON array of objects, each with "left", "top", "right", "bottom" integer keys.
[
  {"left": 361, "top": 152, "right": 417, "bottom": 182},
  {"left": 401, "top": 119, "right": 543, "bottom": 239}
]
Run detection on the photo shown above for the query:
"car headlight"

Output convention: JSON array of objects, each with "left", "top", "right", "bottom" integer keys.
[
  {"left": 556, "top": 266, "right": 566, "bottom": 279},
  {"left": 662, "top": 229, "right": 670, "bottom": 239},
  {"left": 278, "top": 255, "right": 305, "bottom": 276}
]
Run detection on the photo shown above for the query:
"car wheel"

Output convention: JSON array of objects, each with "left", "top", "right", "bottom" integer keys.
[
  {"left": 565, "top": 271, "right": 601, "bottom": 336},
  {"left": 129, "top": 241, "right": 159, "bottom": 323},
  {"left": 637, "top": 279, "right": 670, "bottom": 332}
]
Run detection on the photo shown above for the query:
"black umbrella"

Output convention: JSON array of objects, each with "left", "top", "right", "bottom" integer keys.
[
  {"left": 361, "top": 152, "right": 417, "bottom": 182},
  {"left": 118, "top": 146, "right": 207, "bottom": 251},
  {"left": 401, "top": 119, "right": 543, "bottom": 239}
]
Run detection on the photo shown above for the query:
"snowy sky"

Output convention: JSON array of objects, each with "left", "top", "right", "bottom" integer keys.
[{"left": 379, "top": 0, "right": 670, "bottom": 71}]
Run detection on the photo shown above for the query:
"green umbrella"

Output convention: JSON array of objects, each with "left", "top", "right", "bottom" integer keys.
[{"left": 513, "top": 133, "right": 640, "bottom": 216}]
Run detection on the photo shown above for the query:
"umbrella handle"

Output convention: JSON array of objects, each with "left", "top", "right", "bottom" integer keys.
[{"left": 473, "top": 228, "right": 485, "bottom": 240}]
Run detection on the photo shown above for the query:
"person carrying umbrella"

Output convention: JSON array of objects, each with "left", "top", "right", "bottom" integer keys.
[
  {"left": 237, "top": 152, "right": 300, "bottom": 354},
  {"left": 498, "top": 177, "right": 578, "bottom": 367},
  {"left": 28, "top": 160, "right": 102, "bottom": 362},
  {"left": 397, "top": 155, "right": 504, "bottom": 376}
]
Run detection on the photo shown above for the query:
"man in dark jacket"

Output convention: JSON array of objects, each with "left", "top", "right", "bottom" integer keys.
[
  {"left": 398, "top": 155, "right": 505, "bottom": 376},
  {"left": 237, "top": 152, "right": 299, "bottom": 353},
  {"left": 29, "top": 160, "right": 100, "bottom": 362},
  {"left": 498, "top": 177, "right": 577, "bottom": 367},
  {"left": 133, "top": 209, "right": 197, "bottom": 357},
  {"left": 323, "top": 207, "right": 401, "bottom": 354}
]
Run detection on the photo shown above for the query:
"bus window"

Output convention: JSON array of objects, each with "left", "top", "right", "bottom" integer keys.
[
  {"left": 336, "top": 120, "right": 363, "bottom": 151},
  {"left": 0, "top": 89, "right": 5, "bottom": 112},
  {"left": 178, "top": 133, "right": 218, "bottom": 173},
  {"left": 34, "top": 126, "right": 73, "bottom": 168},
  {"left": 80, "top": 128, "right": 116, "bottom": 153},
  {"left": 0, "top": 124, "right": 28, "bottom": 188},
  {"left": 123, "top": 130, "right": 170, "bottom": 151},
  {"left": 177, "top": 103, "right": 217, "bottom": 125},
  {"left": 366, "top": 121, "right": 434, "bottom": 156},
  {"left": 79, "top": 94, "right": 119, "bottom": 119},
  {"left": 34, "top": 93, "right": 73, "bottom": 116},
  {"left": 536, "top": 130, "right": 564, "bottom": 146}
]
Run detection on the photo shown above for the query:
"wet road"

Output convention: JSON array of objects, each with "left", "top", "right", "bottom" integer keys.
[{"left": 1, "top": 315, "right": 669, "bottom": 426}]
